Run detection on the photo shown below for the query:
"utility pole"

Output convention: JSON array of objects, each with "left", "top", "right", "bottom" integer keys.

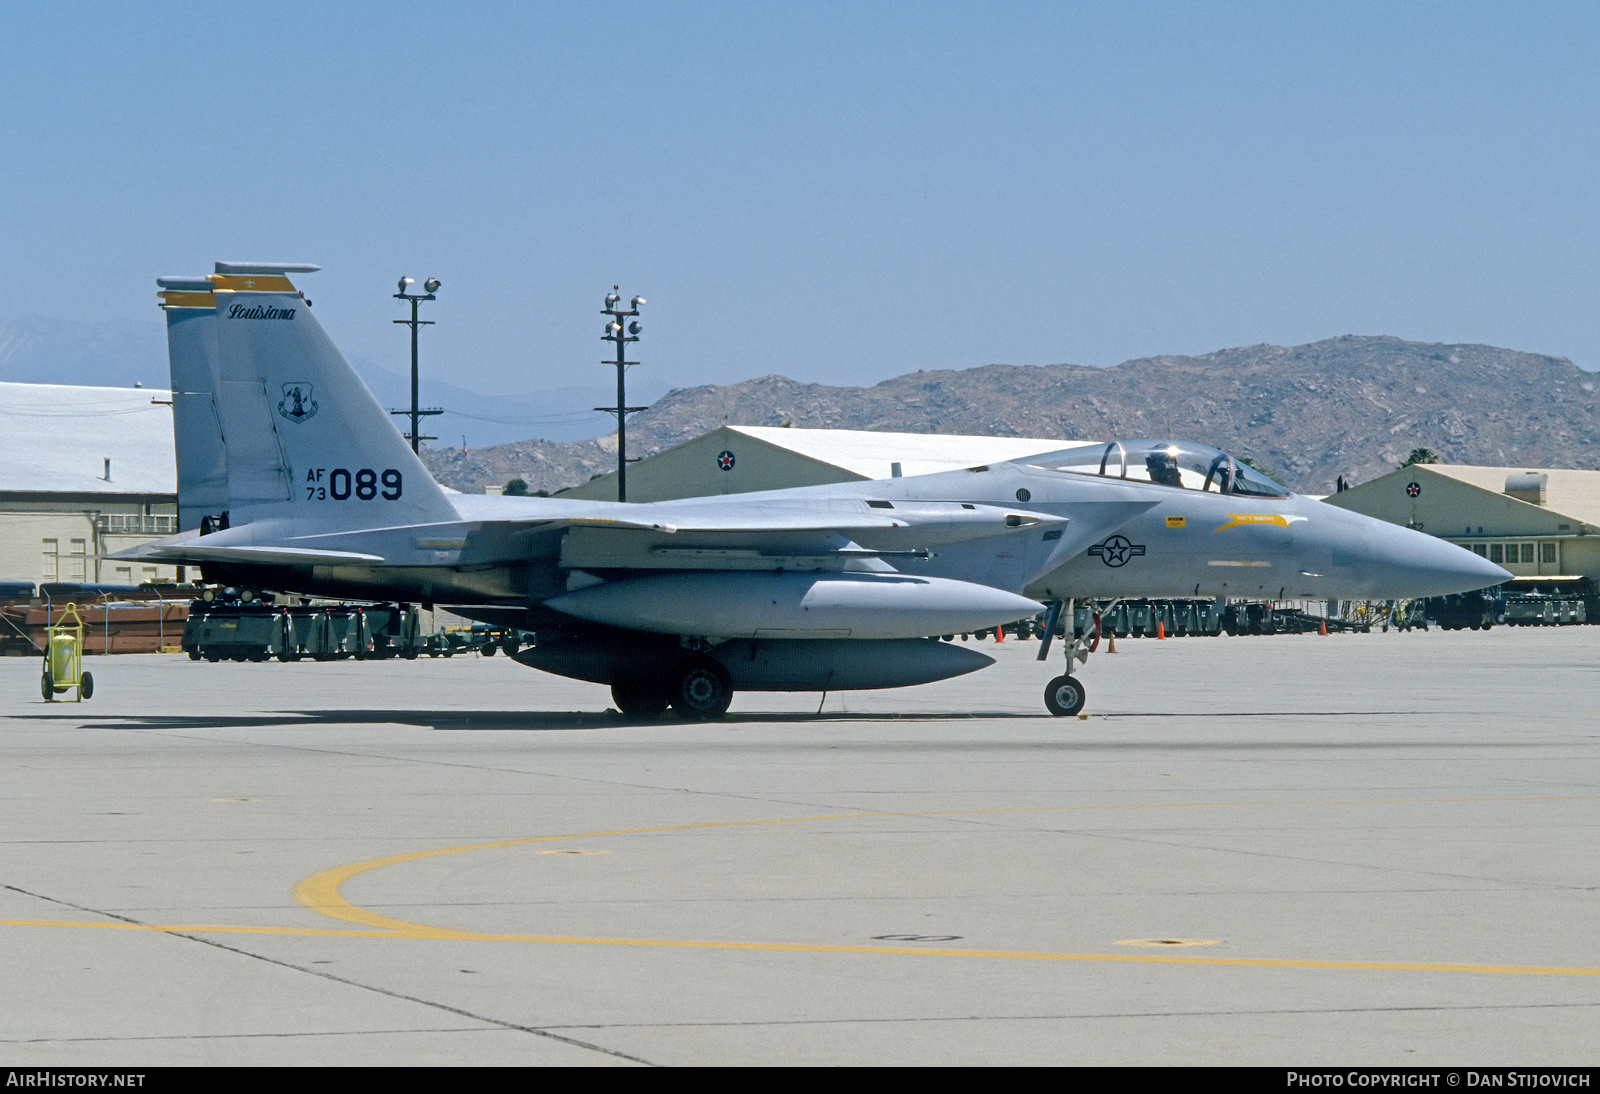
[
  {"left": 596, "top": 286, "right": 647, "bottom": 501},
  {"left": 391, "top": 277, "right": 443, "bottom": 453}
]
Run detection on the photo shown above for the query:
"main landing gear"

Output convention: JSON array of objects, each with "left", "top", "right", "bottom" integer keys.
[
  {"left": 610, "top": 680, "right": 669, "bottom": 719},
  {"left": 670, "top": 656, "right": 733, "bottom": 720},
  {"left": 611, "top": 655, "right": 733, "bottom": 721}
]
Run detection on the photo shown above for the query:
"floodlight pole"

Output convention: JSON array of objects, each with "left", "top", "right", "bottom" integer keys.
[
  {"left": 392, "top": 282, "right": 444, "bottom": 453},
  {"left": 598, "top": 286, "right": 647, "bottom": 502}
]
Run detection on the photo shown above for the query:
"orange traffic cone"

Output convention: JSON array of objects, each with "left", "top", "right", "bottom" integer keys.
[
  {"left": 1107, "top": 631, "right": 1117, "bottom": 654},
  {"left": 1156, "top": 620, "right": 1166, "bottom": 640},
  {"left": 995, "top": 625, "right": 1005, "bottom": 642},
  {"left": 1319, "top": 618, "right": 1328, "bottom": 636}
]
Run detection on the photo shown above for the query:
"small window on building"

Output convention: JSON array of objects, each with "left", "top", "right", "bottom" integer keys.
[
  {"left": 1541, "top": 542, "right": 1557, "bottom": 565},
  {"left": 42, "top": 539, "right": 58, "bottom": 581},
  {"left": 68, "top": 539, "right": 87, "bottom": 581},
  {"left": 1520, "top": 543, "right": 1535, "bottom": 564},
  {"left": 1472, "top": 544, "right": 1487, "bottom": 557},
  {"left": 1489, "top": 544, "right": 1503, "bottom": 564},
  {"left": 115, "top": 567, "right": 132, "bottom": 583}
]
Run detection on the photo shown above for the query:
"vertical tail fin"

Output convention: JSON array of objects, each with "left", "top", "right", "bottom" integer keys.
[
  {"left": 194, "top": 262, "right": 457, "bottom": 527},
  {"left": 157, "top": 277, "right": 226, "bottom": 531}
]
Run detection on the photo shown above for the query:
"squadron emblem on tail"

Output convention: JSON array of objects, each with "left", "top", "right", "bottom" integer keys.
[{"left": 278, "top": 383, "right": 318, "bottom": 423}]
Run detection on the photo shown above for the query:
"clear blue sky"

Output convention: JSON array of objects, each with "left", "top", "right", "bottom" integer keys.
[{"left": 3, "top": 1, "right": 1597, "bottom": 405}]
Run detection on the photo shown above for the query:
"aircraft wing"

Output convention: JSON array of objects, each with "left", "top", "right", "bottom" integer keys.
[
  {"left": 570, "top": 500, "right": 1061, "bottom": 546},
  {"left": 555, "top": 500, "right": 1065, "bottom": 572}
]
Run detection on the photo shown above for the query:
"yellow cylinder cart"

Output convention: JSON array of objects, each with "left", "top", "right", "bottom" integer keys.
[{"left": 42, "top": 603, "right": 93, "bottom": 702}]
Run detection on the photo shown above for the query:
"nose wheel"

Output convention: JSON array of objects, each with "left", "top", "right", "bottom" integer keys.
[{"left": 1044, "top": 674, "right": 1086, "bottom": 717}]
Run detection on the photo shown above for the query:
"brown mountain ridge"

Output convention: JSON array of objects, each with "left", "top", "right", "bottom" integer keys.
[{"left": 420, "top": 335, "right": 1598, "bottom": 496}]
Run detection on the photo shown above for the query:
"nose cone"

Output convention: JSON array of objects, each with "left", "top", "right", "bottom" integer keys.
[{"left": 1365, "top": 523, "right": 1511, "bottom": 598}]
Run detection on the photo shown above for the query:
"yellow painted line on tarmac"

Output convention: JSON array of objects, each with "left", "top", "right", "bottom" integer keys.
[
  {"left": 6, "top": 794, "right": 1594, "bottom": 978},
  {"left": 278, "top": 794, "right": 1600, "bottom": 977},
  {"left": 291, "top": 802, "right": 1304, "bottom": 931},
  {"left": 293, "top": 795, "right": 1593, "bottom": 932},
  {"left": 3, "top": 916, "right": 1599, "bottom": 977}
]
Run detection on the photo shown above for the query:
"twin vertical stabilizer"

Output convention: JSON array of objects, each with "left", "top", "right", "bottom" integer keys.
[{"left": 158, "top": 264, "right": 457, "bottom": 531}]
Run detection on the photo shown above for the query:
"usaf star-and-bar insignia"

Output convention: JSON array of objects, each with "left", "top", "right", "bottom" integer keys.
[{"left": 1088, "top": 534, "right": 1146, "bottom": 567}]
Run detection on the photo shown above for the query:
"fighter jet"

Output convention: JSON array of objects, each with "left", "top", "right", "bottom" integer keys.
[{"left": 121, "top": 264, "right": 1509, "bottom": 718}]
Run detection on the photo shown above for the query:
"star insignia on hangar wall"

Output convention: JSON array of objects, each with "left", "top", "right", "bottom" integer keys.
[{"left": 717, "top": 450, "right": 736, "bottom": 471}]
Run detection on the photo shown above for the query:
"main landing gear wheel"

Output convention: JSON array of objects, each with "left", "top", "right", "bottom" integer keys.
[
  {"left": 1044, "top": 674, "right": 1086, "bottom": 717},
  {"left": 611, "top": 680, "right": 670, "bottom": 719},
  {"left": 670, "top": 656, "right": 733, "bottom": 721}
]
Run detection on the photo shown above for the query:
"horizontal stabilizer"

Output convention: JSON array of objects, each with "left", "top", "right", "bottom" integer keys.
[{"left": 108, "top": 542, "right": 384, "bottom": 566}]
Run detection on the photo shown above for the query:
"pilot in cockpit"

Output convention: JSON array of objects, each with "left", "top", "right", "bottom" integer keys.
[{"left": 1145, "top": 448, "right": 1184, "bottom": 488}]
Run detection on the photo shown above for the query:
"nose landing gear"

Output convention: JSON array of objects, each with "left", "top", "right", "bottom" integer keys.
[
  {"left": 1038, "top": 597, "right": 1110, "bottom": 717},
  {"left": 1044, "top": 674, "right": 1086, "bottom": 717}
]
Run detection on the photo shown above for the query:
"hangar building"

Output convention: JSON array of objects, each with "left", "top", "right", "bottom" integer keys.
[
  {"left": 1324, "top": 463, "right": 1600, "bottom": 580},
  {"left": 559, "top": 426, "right": 1088, "bottom": 503},
  {"left": 0, "top": 382, "right": 182, "bottom": 585}
]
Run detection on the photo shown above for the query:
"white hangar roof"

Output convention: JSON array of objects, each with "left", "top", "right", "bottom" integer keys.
[
  {"left": 0, "top": 382, "right": 176, "bottom": 495},
  {"left": 1417, "top": 464, "right": 1600, "bottom": 529},
  {"left": 1324, "top": 461, "right": 1600, "bottom": 543}
]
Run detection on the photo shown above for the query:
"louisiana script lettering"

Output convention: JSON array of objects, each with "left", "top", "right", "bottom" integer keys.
[{"left": 225, "top": 303, "right": 296, "bottom": 320}]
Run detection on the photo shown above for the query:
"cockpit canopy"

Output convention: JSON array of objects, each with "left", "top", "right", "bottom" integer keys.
[{"left": 1016, "top": 439, "right": 1291, "bottom": 498}]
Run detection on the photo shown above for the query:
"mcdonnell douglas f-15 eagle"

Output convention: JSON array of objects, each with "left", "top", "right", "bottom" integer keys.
[{"left": 117, "top": 264, "right": 1509, "bottom": 717}]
